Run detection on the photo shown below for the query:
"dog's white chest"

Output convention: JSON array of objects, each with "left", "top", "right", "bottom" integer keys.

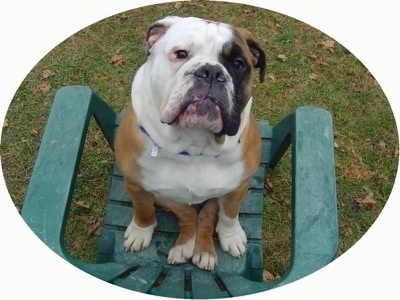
[{"left": 138, "top": 150, "right": 244, "bottom": 205}]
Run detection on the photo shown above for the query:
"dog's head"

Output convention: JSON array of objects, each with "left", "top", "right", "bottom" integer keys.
[{"left": 143, "top": 16, "right": 266, "bottom": 137}]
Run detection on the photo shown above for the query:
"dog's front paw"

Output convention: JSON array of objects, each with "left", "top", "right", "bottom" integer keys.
[
  {"left": 192, "top": 251, "right": 217, "bottom": 271},
  {"left": 124, "top": 219, "right": 156, "bottom": 252},
  {"left": 216, "top": 222, "right": 247, "bottom": 258},
  {"left": 168, "top": 237, "right": 195, "bottom": 264}
]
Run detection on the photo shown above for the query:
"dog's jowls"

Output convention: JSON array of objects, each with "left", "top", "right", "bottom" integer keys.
[{"left": 115, "top": 16, "right": 266, "bottom": 271}]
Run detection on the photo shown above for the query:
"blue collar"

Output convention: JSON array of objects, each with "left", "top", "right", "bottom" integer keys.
[
  {"left": 139, "top": 125, "right": 190, "bottom": 156},
  {"left": 139, "top": 125, "right": 220, "bottom": 158}
]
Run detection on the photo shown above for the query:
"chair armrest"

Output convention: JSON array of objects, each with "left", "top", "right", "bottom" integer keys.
[
  {"left": 270, "top": 106, "right": 338, "bottom": 286},
  {"left": 217, "top": 106, "right": 338, "bottom": 296},
  {"left": 21, "top": 85, "right": 117, "bottom": 258}
]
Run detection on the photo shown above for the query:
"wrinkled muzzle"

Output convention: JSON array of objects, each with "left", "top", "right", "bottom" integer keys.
[{"left": 160, "top": 63, "right": 238, "bottom": 136}]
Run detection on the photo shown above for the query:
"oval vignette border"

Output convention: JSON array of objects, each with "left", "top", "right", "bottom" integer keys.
[{"left": 0, "top": 0, "right": 399, "bottom": 299}]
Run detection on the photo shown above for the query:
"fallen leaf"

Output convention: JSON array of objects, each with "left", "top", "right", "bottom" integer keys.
[
  {"left": 345, "top": 227, "right": 353, "bottom": 236},
  {"left": 277, "top": 54, "right": 287, "bottom": 61},
  {"left": 111, "top": 54, "right": 124, "bottom": 66},
  {"left": 352, "top": 82, "right": 365, "bottom": 92},
  {"left": 342, "top": 163, "right": 375, "bottom": 181},
  {"left": 350, "top": 164, "right": 375, "bottom": 180},
  {"left": 321, "top": 39, "right": 335, "bottom": 52},
  {"left": 356, "top": 192, "right": 376, "bottom": 209},
  {"left": 74, "top": 201, "right": 90, "bottom": 209},
  {"left": 377, "top": 141, "right": 386, "bottom": 149},
  {"left": 174, "top": 2, "right": 183, "bottom": 9},
  {"left": 282, "top": 199, "right": 291, "bottom": 206},
  {"left": 42, "top": 69, "right": 55, "bottom": 79},
  {"left": 30, "top": 129, "right": 39, "bottom": 136},
  {"left": 264, "top": 180, "right": 273, "bottom": 195},
  {"left": 114, "top": 80, "right": 126, "bottom": 92},
  {"left": 263, "top": 270, "right": 279, "bottom": 282},
  {"left": 267, "top": 73, "right": 276, "bottom": 82},
  {"left": 119, "top": 13, "right": 127, "bottom": 20},
  {"left": 308, "top": 73, "right": 318, "bottom": 80},
  {"left": 37, "top": 82, "right": 51, "bottom": 93},
  {"left": 85, "top": 217, "right": 104, "bottom": 236},
  {"left": 76, "top": 215, "right": 103, "bottom": 236},
  {"left": 315, "top": 58, "right": 328, "bottom": 67},
  {"left": 3, "top": 119, "right": 9, "bottom": 128},
  {"left": 307, "top": 52, "right": 317, "bottom": 59},
  {"left": 334, "top": 142, "right": 339, "bottom": 149}
]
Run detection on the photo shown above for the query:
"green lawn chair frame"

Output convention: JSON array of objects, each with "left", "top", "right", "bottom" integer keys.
[{"left": 21, "top": 86, "right": 338, "bottom": 298}]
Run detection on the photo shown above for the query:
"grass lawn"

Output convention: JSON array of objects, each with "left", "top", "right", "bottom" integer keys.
[{"left": 1, "top": 1, "right": 398, "bottom": 279}]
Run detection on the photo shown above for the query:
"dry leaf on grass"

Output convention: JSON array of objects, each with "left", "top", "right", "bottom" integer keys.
[
  {"left": 3, "top": 119, "right": 9, "bottom": 129},
  {"left": 42, "top": 69, "right": 55, "bottom": 79},
  {"left": 111, "top": 54, "right": 124, "bottom": 66},
  {"left": 321, "top": 39, "right": 335, "bottom": 52},
  {"left": 264, "top": 180, "right": 273, "bottom": 195},
  {"left": 77, "top": 215, "right": 104, "bottom": 236},
  {"left": 119, "top": 13, "right": 128, "bottom": 20},
  {"left": 74, "top": 200, "right": 90, "bottom": 209},
  {"left": 377, "top": 141, "right": 386, "bottom": 149},
  {"left": 356, "top": 192, "right": 376, "bottom": 209},
  {"left": 267, "top": 73, "right": 276, "bottom": 82},
  {"left": 174, "top": 2, "right": 183, "bottom": 9},
  {"left": 277, "top": 54, "right": 287, "bottom": 61},
  {"left": 307, "top": 53, "right": 328, "bottom": 67},
  {"left": 342, "top": 163, "right": 375, "bottom": 181},
  {"left": 37, "top": 82, "right": 51, "bottom": 93},
  {"left": 263, "top": 270, "right": 281, "bottom": 282},
  {"left": 85, "top": 218, "right": 104, "bottom": 236},
  {"left": 307, "top": 52, "right": 317, "bottom": 59},
  {"left": 30, "top": 129, "right": 39, "bottom": 137},
  {"left": 314, "top": 59, "right": 328, "bottom": 67},
  {"left": 308, "top": 73, "right": 318, "bottom": 80}
]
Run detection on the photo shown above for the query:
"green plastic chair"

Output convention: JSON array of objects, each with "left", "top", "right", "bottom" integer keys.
[{"left": 21, "top": 85, "right": 338, "bottom": 298}]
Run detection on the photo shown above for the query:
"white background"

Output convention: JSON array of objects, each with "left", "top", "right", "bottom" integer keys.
[{"left": 1, "top": 0, "right": 399, "bottom": 299}]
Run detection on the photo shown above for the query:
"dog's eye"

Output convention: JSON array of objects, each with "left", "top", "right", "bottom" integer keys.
[
  {"left": 233, "top": 58, "right": 245, "bottom": 70},
  {"left": 175, "top": 50, "right": 188, "bottom": 59}
]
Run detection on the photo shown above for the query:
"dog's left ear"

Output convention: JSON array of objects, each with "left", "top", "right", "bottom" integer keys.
[
  {"left": 236, "top": 28, "right": 267, "bottom": 83},
  {"left": 145, "top": 16, "right": 181, "bottom": 56}
]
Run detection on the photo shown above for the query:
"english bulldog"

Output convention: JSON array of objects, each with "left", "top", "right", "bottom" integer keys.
[{"left": 115, "top": 16, "right": 266, "bottom": 271}]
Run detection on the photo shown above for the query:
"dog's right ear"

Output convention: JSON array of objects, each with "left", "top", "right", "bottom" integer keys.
[{"left": 145, "top": 16, "right": 181, "bottom": 56}]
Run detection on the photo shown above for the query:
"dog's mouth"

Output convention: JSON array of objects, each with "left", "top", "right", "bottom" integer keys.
[{"left": 163, "top": 97, "right": 223, "bottom": 134}]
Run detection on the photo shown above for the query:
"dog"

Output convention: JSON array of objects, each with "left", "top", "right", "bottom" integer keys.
[{"left": 115, "top": 16, "right": 265, "bottom": 271}]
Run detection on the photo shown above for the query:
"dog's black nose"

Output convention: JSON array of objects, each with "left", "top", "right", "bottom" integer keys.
[{"left": 195, "top": 64, "right": 226, "bottom": 83}]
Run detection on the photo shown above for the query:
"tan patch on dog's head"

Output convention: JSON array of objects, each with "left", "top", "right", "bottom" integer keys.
[{"left": 234, "top": 27, "right": 267, "bottom": 83}]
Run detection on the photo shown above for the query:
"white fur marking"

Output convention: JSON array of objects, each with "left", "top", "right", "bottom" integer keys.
[
  {"left": 192, "top": 251, "right": 217, "bottom": 271},
  {"left": 216, "top": 208, "right": 247, "bottom": 258},
  {"left": 124, "top": 218, "right": 156, "bottom": 252},
  {"left": 168, "top": 237, "right": 196, "bottom": 264}
]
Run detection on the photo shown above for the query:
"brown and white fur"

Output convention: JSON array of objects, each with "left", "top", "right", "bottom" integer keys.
[{"left": 115, "top": 16, "right": 265, "bottom": 271}]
